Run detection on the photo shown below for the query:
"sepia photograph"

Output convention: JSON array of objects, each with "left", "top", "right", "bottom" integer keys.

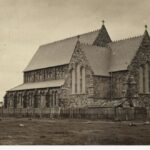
[{"left": 0, "top": 0, "right": 150, "bottom": 147}]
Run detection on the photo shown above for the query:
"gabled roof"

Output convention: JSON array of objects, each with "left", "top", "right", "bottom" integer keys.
[
  {"left": 93, "top": 24, "right": 112, "bottom": 47},
  {"left": 8, "top": 79, "right": 64, "bottom": 91},
  {"left": 23, "top": 24, "right": 147, "bottom": 76},
  {"left": 24, "top": 30, "right": 99, "bottom": 72},
  {"left": 81, "top": 44, "right": 110, "bottom": 76},
  {"left": 81, "top": 34, "right": 144, "bottom": 75},
  {"left": 109, "top": 35, "right": 143, "bottom": 72}
]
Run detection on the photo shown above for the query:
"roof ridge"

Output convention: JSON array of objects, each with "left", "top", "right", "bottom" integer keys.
[
  {"left": 41, "top": 29, "right": 100, "bottom": 47},
  {"left": 109, "top": 35, "right": 143, "bottom": 44},
  {"left": 80, "top": 42, "right": 108, "bottom": 49}
]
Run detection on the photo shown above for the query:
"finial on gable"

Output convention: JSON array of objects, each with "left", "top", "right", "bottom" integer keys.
[
  {"left": 75, "top": 35, "right": 81, "bottom": 49},
  {"left": 93, "top": 19, "right": 112, "bottom": 46},
  {"left": 102, "top": 20, "right": 105, "bottom": 25},
  {"left": 77, "top": 35, "right": 80, "bottom": 42},
  {"left": 145, "top": 25, "right": 148, "bottom": 31},
  {"left": 143, "top": 24, "right": 150, "bottom": 38}
]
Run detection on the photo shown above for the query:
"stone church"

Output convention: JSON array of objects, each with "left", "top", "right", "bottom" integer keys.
[{"left": 4, "top": 22, "right": 150, "bottom": 110}]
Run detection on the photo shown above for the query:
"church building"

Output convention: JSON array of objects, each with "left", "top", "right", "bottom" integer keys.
[{"left": 4, "top": 22, "right": 150, "bottom": 111}]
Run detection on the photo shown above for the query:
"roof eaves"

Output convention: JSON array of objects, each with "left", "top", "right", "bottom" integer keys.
[{"left": 24, "top": 63, "right": 69, "bottom": 73}]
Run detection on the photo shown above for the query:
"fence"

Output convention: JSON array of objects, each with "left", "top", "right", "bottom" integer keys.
[{"left": 0, "top": 107, "right": 149, "bottom": 121}]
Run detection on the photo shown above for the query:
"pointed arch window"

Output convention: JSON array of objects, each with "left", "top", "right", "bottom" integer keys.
[
  {"left": 71, "top": 69, "right": 75, "bottom": 94},
  {"left": 4, "top": 94, "right": 8, "bottom": 108},
  {"left": 81, "top": 67, "right": 86, "bottom": 93},
  {"left": 46, "top": 93, "right": 50, "bottom": 107},
  {"left": 80, "top": 67, "right": 83, "bottom": 93},
  {"left": 139, "top": 62, "right": 150, "bottom": 94},
  {"left": 70, "top": 64, "right": 86, "bottom": 94},
  {"left": 23, "top": 95, "right": 27, "bottom": 108},
  {"left": 13, "top": 94, "right": 17, "bottom": 108},
  {"left": 54, "top": 91, "right": 58, "bottom": 106},
  {"left": 51, "top": 91, "right": 54, "bottom": 107},
  {"left": 77, "top": 64, "right": 81, "bottom": 93},
  {"left": 34, "top": 93, "right": 40, "bottom": 108},
  {"left": 75, "top": 64, "right": 77, "bottom": 93}
]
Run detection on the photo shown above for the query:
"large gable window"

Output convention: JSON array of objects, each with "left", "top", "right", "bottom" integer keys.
[
  {"left": 71, "top": 69, "right": 75, "bottom": 94},
  {"left": 81, "top": 67, "right": 85, "bottom": 93},
  {"left": 139, "top": 62, "right": 150, "bottom": 93},
  {"left": 71, "top": 64, "right": 86, "bottom": 94},
  {"left": 77, "top": 64, "right": 81, "bottom": 93}
]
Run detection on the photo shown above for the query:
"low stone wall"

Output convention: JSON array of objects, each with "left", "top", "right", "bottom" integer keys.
[
  {"left": 0, "top": 107, "right": 148, "bottom": 121},
  {"left": 0, "top": 107, "right": 61, "bottom": 118},
  {"left": 59, "top": 107, "right": 142, "bottom": 121},
  {"left": 60, "top": 107, "right": 116, "bottom": 120}
]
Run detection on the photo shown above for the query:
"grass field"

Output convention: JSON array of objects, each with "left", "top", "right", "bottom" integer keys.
[{"left": 0, "top": 118, "right": 150, "bottom": 145}]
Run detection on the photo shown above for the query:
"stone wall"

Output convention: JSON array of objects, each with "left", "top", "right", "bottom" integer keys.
[
  {"left": 127, "top": 32, "right": 150, "bottom": 106},
  {"left": 93, "top": 75, "right": 110, "bottom": 99},
  {"left": 111, "top": 71, "right": 128, "bottom": 99},
  {"left": 4, "top": 87, "right": 61, "bottom": 109},
  {"left": 61, "top": 42, "right": 95, "bottom": 108},
  {"left": 1, "top": 107, "right": 148, "bottom": 121}
]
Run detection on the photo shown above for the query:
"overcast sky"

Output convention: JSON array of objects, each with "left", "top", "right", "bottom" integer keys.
[{"left": 0, "top": 0, "right": 150, "bottom": 102}]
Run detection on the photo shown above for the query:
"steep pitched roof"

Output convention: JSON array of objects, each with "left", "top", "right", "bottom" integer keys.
[
  {"left": 80, "top": 35, "right": 144, "bottom": 75},
  {"left": 109, "top": 36, "right": 143, "bottom": 72},
  {"left": 8, "top": 79, "right": 64, "bottom": 91},
  {"left": 24, "top": 30, "right": 99, "bottom": 72},
  {"left": 93, "top": 24, "right": 112, "bottom": 47},
  {"left": 24, "top": 23, "right": 146, "bottom": 75},
  {"left": 81, "top": 44, "right": 110, "bottom": 76}
]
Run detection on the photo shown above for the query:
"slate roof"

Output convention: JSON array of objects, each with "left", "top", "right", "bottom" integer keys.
[
  {"left": 109, "top": 36, "right": 143, "bottom": 72},
  {"left": 81, "top": 44, "right": 110, "bottom": 76},
  {"left": 79, "top": 35, "right": 143, "bottom": 75},
  {"left": 24, "top": 25, "right": 145, "bottom": 76},
  {"left": 24, "top": 30, "right": 99, "bottom": 72},
  {"left": 8, "top": 79, "right": 64, "bottom": 91},
  {"left": 81, "top": 35, "right": 143, "bottom": 75}
]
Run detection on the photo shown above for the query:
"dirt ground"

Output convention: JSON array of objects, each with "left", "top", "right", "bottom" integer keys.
[{"left": 0, "top": 118, "right": 150, "bottom": 145}]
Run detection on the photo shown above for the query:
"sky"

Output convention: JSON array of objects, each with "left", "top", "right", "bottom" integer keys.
[{"left": 0, "top": 0, "right": 150, "bottom": 102}]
